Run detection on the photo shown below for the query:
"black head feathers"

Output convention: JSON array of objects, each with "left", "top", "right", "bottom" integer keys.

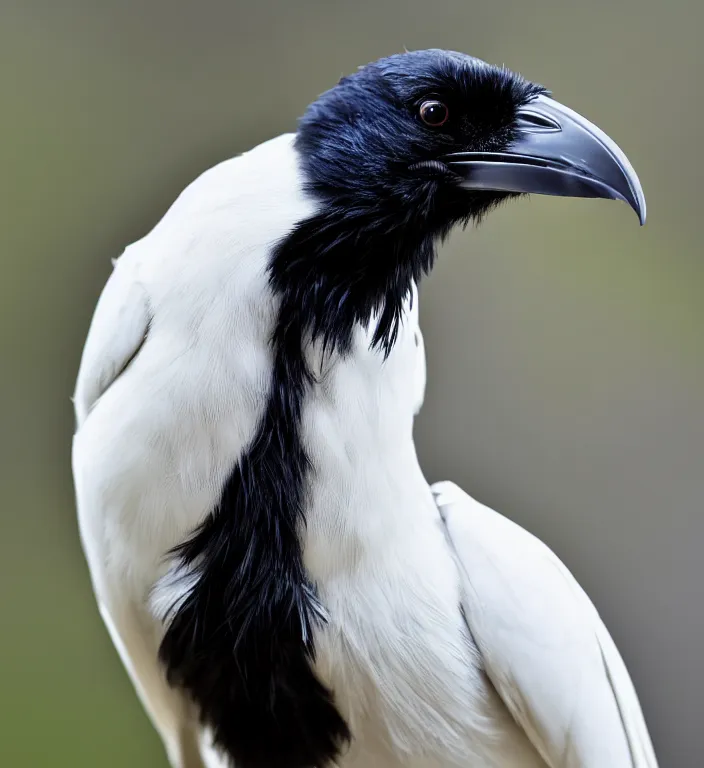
[
  {"left": 273, "top": 50, "right": 548, "bottom": 358},
  {"left": 296, "top": 49, "right": 547, "bottom": 214}
]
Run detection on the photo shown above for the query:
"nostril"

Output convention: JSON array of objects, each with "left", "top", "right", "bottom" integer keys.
[{"left": 516, "top": 110, "right": 561, "bottom": 132}]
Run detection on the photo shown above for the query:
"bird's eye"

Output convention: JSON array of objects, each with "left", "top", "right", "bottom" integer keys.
[{"left": 419, "top": 100, "right": 449, "bottom": 127}]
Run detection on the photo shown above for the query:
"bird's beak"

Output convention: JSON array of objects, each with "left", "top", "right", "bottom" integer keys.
[{"left": 442, "top": 94, "right": 646, "bottom": 225}]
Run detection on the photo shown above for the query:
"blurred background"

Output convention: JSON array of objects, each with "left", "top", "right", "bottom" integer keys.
[{"left": 1, "top": 0, "right": 701, "bottom": 765}]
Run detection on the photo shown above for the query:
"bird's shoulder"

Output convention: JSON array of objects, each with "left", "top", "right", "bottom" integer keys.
[
  {"left": 120, "top": 132, "right": 313, "bottom": 298},
  {"left": 73, "top": 133, "right": 310, "bottom": 426}
]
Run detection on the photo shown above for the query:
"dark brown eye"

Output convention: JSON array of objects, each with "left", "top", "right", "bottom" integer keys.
[{"left": 419, "top": 100, "right": 449, "bottom": 127}]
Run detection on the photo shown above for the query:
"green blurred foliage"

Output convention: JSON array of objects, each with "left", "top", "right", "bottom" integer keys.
[{"left": 1, "top": 1, "right": 701, "bottom": 766}]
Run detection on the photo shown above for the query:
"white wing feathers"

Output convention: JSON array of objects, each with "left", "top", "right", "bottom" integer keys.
[
  {"left": 433, "top": 481, "right": 658, "bottom": 768},
  {"left": 74, "top": 248, "right": 150, "bottom": 427}
]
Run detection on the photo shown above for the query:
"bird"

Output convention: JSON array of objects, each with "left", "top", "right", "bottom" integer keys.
[{"left": 72, "top": 49, "right": 656, "bottom": 768}]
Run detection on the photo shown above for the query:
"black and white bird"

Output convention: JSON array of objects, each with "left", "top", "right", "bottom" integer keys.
[{"left": 72, "top": 50, "right": 656, "bottom": 768}]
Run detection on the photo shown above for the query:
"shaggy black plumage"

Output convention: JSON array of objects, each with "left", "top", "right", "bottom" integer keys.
[
  {"left": 158, "top": 309, "right": 349, "bottom": 768},
  {"left": 158, "top": 50, "right": 545, "bottom": 768}
]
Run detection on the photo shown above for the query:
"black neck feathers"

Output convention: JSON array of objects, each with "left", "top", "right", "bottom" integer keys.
[
  {"left": 156, "top": 129, "right": 466, "bottom": 767},
  {"left": 158, "top": 301, "right": 348, "bottom": 768}
]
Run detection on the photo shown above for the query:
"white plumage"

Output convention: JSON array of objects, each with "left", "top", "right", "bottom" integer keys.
[
  {"left": 73, "top": 129, "right": 657, "bottom": 767},
  {"left": 436, "top": 482, "right": 658, "bottom": 767}
]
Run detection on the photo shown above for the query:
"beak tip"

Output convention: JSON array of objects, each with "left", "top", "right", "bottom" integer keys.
[
  {"left": 631, "top": 193, "right": 647, "bottom": 227},
  {"left": 631, "top": 200, "right": 646, "bottom": 226},
  {"left": 621, "top": 182, "right": 646, "bottom": 226}
]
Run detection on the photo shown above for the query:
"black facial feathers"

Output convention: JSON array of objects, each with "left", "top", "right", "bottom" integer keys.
[{"left": 297, "top": 49, "right": 546, "bottom": 205}]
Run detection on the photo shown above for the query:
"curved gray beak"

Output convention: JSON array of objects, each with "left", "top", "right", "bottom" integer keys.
[{"left": 443, "top": 94, "right": 646, "bottom": 225}]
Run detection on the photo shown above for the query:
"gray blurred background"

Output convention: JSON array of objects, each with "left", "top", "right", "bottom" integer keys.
[{"left": 1, "top": 0, "right": 701, "bottom": 765}]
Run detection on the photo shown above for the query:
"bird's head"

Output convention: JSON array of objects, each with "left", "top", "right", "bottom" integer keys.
[
  {"left": 296, "top": 49, "right": 645, "bottom": 231},
  {"left": 275, "top": 50, "right": 645, "bottom": 356}
]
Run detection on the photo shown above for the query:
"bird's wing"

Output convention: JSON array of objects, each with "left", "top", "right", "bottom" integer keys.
[
  {"left": 74, "top": 247, "right": 151, "bottom": 427},
  {"left": 432, "top": 480, "right": 658, "bottom": 768}
]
